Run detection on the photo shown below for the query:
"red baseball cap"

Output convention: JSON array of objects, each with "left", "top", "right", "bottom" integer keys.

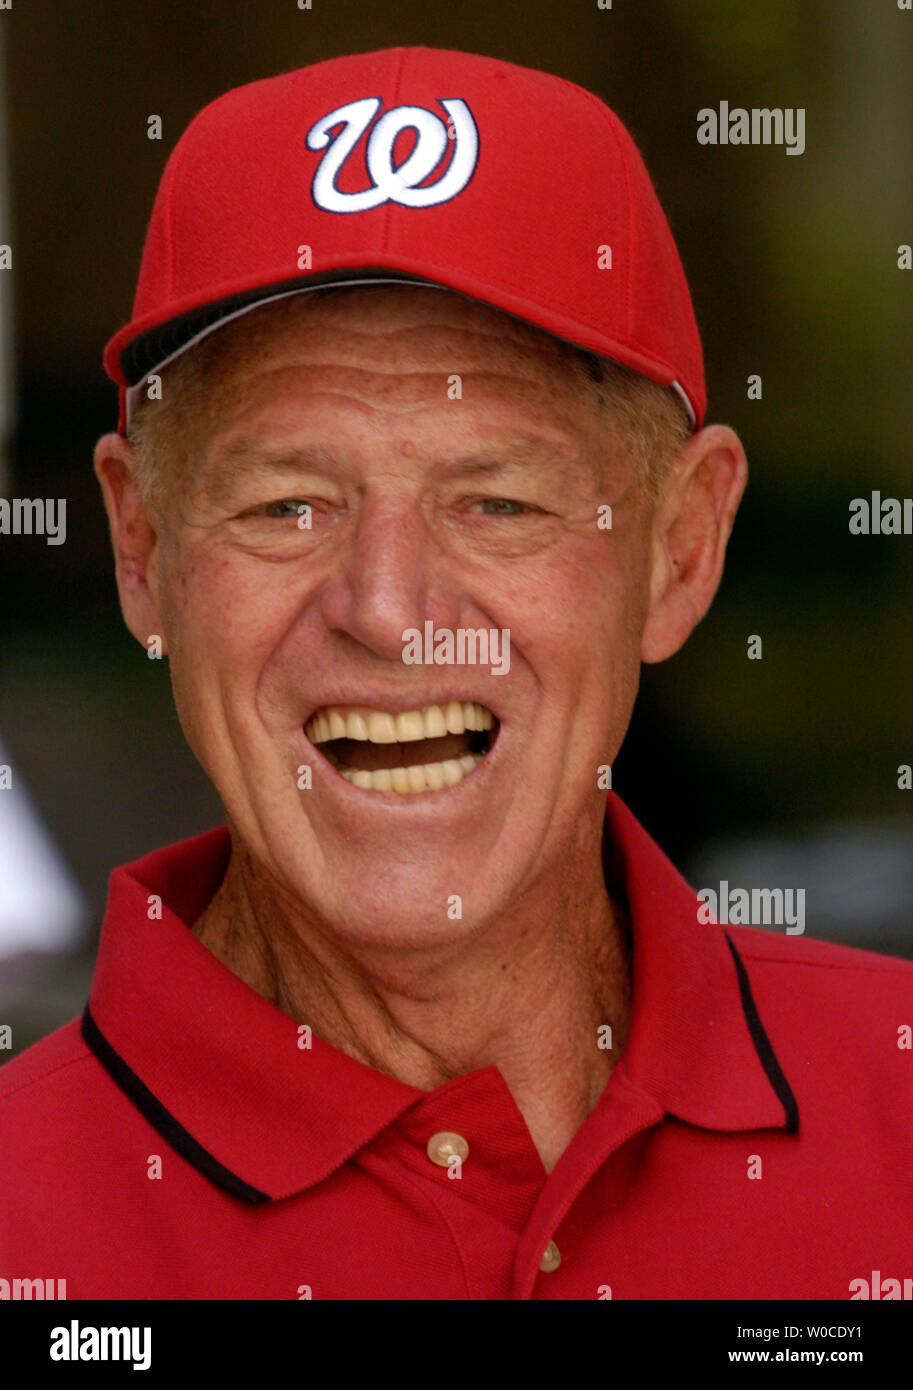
[{"left": 104, "top": 46, "right": 705, "bottom": 435}]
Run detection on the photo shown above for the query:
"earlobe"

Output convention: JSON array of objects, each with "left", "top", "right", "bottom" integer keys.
[
  {"left": 640, "top": 425, "right": 748, "bottom": 665},
  {"left": 93, "top": 433, "right": 167, "bottom": 653}
]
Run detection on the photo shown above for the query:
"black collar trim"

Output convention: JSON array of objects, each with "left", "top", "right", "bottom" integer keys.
[
  {"left": 724, "top": 934, "right": 800, "bottom": 1133},
  {"left": 81, "top": 933, "right": 799, "bottom": 1208},
  {"left": 81, "top": 1005, "right": 269, "bottom": 1205}
]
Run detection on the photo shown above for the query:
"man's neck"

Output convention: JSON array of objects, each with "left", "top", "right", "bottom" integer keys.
[{"left": 192, "top": 845, "right": 632, "bottom": 1174}]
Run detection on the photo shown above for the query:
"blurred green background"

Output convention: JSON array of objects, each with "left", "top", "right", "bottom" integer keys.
[{"left": 1, "top": 0, "right": 911, "bottom": 1050}]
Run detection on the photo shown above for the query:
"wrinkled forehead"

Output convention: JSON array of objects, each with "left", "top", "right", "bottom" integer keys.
[
  {"left": 186, "top": 283, "right": 601, "bottom": 389},
  {"left": 155, "top": 284, "right": 611, "bottom": 461}
]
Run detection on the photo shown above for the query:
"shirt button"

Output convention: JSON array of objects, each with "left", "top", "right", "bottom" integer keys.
[
  {"left": 426, "top": 1131, "right": 470, "bottom": 1167},
  {"left": 539, "top": 1241, "right": 561, "bottom": 1273}
]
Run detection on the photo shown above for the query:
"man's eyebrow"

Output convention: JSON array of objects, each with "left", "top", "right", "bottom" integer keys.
[
  {"left": 441, "top": 444, "right": 597, "bottom": 483},
  {"left": 196, "top": 441, "right": 342, "bottom": 503},
  {"left": 206, "top": 438, "right": 341, "bottom": 469},
  {"left": 442, "top": 439, "right": 607, "bottom": 488},
  {"left": 196, "top": 434, "right": 606, "bottom": 500}
]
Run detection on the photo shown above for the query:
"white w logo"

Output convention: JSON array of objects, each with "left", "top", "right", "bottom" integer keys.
[{"left": 306, "top": 97, "right": 479, "bottom": 213}]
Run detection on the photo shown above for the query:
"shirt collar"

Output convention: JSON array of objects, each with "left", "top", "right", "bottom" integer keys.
[
  {"left": 601, "top": 794, "right": 797, "bottom": 1133},
  {"left": 84, "top": 793, "right": 797, "bottom": 1203}
]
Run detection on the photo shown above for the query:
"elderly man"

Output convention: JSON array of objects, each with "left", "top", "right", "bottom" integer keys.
[{"left": 2, "top": 46, "right": 911, "bottom": 1303}]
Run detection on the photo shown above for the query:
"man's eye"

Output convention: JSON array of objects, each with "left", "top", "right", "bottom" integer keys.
[
  {"left": 261, "top": 500, "right": 313, "bottom": 518},
  {"left": 477, "top": 498, "right": 536, "bottom": 516}
]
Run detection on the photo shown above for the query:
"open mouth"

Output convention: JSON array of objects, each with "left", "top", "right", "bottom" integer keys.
[{"left": 304, "top": 701, "right": 499, "bottom": 794}]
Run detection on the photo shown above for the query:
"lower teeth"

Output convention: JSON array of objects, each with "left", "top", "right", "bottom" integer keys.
[{"left": 339, "top": 753, "right": 484, "bottom": 794}]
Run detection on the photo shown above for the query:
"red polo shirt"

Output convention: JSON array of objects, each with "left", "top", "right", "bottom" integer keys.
[{"left": 2, "top": 794, "right": 912, "bottom": 1300}]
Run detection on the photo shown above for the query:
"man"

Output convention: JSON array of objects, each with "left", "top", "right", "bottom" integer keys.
[{"left": 2, "top": 46, "right": 911, "bottom": 1302}]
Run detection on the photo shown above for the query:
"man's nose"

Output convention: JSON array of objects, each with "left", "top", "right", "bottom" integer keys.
[{"left": 318, "top": 491, "right": 459, "bottom": 661}]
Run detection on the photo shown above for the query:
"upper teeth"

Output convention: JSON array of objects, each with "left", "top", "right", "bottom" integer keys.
[{"left": 305, "top": 701, "right": 494, "bottom": 745}]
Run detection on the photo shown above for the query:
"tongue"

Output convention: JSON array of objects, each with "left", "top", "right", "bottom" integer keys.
[{"left": 327, "top": 732, "right": 472, "bottom": 771}]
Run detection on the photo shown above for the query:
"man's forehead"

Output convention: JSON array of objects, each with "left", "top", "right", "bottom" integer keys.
[
  {"left": 195, "top": 283, "right": 597, "bottom": 388},
  {"left": 169, "top": 286, "right": 612, "bottom": 467},
  {"left": 205, "top": 431, "right": 587, "bottom": 474},
  {"left": 153, "top": 283, "right": 631, "bottom": 503}
]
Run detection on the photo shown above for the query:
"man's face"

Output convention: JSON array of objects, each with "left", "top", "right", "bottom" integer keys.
[{"left": 136, "top": 287, "right": 664, "bottom": 944}]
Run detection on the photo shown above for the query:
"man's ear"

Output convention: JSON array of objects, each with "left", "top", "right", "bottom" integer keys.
[
  {"left": 640, "top": 424, "right": 748, "bottom": 664},
  {"left": 93, "top": 433, "right": 168, "bottom": 655}
]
